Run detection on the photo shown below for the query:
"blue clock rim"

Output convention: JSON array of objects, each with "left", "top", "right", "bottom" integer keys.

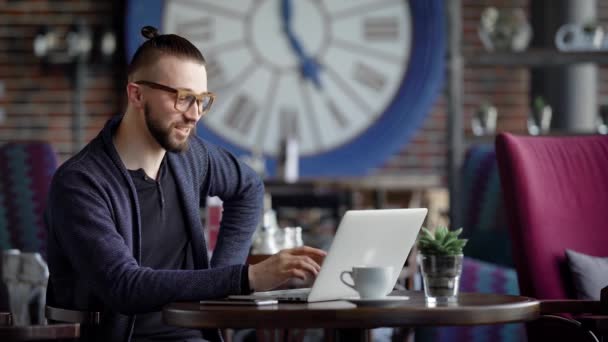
[{"left": 125, "top": 0, "right": 445, "bottom": 177}]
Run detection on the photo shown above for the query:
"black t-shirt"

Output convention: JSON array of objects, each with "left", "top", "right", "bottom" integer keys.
[{"left": 129, "top": 158, "right": 204, "bottom": 341}]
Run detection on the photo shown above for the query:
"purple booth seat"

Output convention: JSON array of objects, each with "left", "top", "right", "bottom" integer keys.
[
  {"left": 495, "top": 133, "right": 608, "bottom": 300},
  {"left": 496, "top": 133, "right": 608, "bottom": 341}
]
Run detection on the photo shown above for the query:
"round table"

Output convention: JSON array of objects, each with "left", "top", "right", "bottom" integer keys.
[
  {"left": 0, "top": 323, "right": 80, "bottom": 341},
  {"left": 163, "top": 291, "right": 540, "bottom": 341}
]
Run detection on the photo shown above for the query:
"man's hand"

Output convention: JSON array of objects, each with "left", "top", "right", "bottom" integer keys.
[{"left": 248, "top": 246, "right": 327, "bottom": 292}]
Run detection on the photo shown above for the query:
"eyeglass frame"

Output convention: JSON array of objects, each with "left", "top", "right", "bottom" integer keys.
[{"left": 133, "top": 80, "right": 216, "bottom": 115}]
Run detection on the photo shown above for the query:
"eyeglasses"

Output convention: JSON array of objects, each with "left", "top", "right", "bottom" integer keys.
[{"left": 134, "top": 80, "right": 215, "bottom": 115}]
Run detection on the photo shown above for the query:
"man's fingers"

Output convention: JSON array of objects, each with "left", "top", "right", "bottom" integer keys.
[
  {"left": 302, "top": 256, "right": 321, "bottom": 272},
  {"left": 288, "top": 256, "right": 319, "bottom": 276},
  {"left": 250, "top": 253, "right": 322, "bottom": 291},
  {"left": 290, "top": 269, "right": 308, "bottom": 280},
  {"left": 289, "top": 246, "right": 327, "bottom": 257},
  {"left": 294, "top": 246, "right": 327, "bottom": 255},
  {"left": 252, "top": 247, "right": 327, "bottom": 291},
  {"left": 290, "top": 255, "right": 319, "bottom": 268}
]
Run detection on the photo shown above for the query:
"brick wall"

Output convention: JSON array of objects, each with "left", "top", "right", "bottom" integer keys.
[
  {"left": 380, "top": 0, "right": 531, "bottom": 180},
  {"left": 383, "top": 0, "right": 608, "bottom": 182},
  {"left": 1, "top": 0, "right": 605, "bottom": 181},
  {"left": 0, "top": 0, "right": 124, "bottom": 162}
]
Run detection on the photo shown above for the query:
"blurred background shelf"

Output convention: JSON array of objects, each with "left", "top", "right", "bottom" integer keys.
[{"left": 466, "top": 49, "right": 608, "bottom": 67}]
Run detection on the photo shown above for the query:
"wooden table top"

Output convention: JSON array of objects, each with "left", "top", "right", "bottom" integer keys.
[
  {"left": 0, "top": 323, "right": 80, "bottom": 341},
  {"left": 163, "top": 291, "right": 540, "bottom": 329}
]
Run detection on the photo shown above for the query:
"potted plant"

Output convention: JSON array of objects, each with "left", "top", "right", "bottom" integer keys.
[
  {"left": 528, "top": 96, "right": 552, "bottom": 135},
  {"left": 417, "top": 226, "right": 468, "bottom": 304}
]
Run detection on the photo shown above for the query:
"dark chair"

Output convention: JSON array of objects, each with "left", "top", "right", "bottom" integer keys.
[
  {"left": 0, "top": 142, "right": 83, "bottom": 340},
  {"left": 416, "top": 144, "right": 525, "bottom": 342},
  {"left": 0, "top": 311, "right": 80, "bottom": 341},
  {"left": 0, "top": 312, "right": 12, "bottom": 326},
  {"left": 496, "top": 133, "right": 608, "bottom": 341},
  {"left": 0, "top": 141, "right": 57, "bottom": 321},
  {"left": 45, "top": 306, "right": 100, "bottom": 340},
  {"left": 0, "top": 141, "right": 58, "bottom": 314},
  {"left": 461, "top": 144, "right": 513, "bottom": 267},
  {"left": 0, "top": 141, "right": 58, "bottom": 258}
]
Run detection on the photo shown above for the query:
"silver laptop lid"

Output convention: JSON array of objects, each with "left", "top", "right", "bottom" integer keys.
[{"left": 308, "top": 208, "right": 427, "bottom": 302}]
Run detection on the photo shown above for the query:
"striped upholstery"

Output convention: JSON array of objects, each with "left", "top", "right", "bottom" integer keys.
[
  {"left": 461, "top": 144, "right": 513, "bottom": 268},
  {"left": 416, "top": 257, "right": 526, "bottom": 342},
  {"left": 415, "top": 144, "right": 526, "bottom": 341},
  {"left": 460, "top": 257, "right": 519, "bottom": 295},
  {"left": 0, "top": 141, "right": 57, "bottom": 259}
]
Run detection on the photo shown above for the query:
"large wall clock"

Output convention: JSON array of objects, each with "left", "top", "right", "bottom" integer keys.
[{"left": 126, "top": 0, "right": 444, "bottom": 177}]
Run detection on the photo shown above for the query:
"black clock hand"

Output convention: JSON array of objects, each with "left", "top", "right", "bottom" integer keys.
[{"left": 280, "top": 0, "right": 323, "bottom": 89}]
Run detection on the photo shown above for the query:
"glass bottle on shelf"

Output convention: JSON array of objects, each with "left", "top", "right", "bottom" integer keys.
[
  {"left": 282, "top": 227, "right": 304, "bottom": 249},
  {"left": 276, "top": 110, "right": 299, "bottom": 183},
  {"left": 251, "top": 193, "right": 282, "bottom": 255},
  {"left": 471, "top": 103, "right": 497, "bottom": 137}
]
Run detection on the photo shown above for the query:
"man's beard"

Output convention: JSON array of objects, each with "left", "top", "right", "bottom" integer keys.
[{"left": 144, "top": 103, "right": 191, "bottom": 153}]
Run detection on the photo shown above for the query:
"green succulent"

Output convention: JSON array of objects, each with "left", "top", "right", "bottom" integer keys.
[{"left": 418, "top": 226, "right": 468, "bottom": 256}]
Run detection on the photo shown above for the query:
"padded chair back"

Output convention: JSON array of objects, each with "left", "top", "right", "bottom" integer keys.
[
  {"left": 0, "top": 141, "right": 57, "bottom": 313},
  {"left": 0, "top": 141, "right": 57, "bottom": 259},
  {"left": 496, "top": 133, "right": 608, "bottom": 299},
  {"left": 461, "top": 144, "right": 512, "bottom": 267}
]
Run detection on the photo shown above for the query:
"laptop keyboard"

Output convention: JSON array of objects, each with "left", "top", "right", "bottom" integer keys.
[{"left": 253, "top": 288, "right": 311, "bottom": 302}]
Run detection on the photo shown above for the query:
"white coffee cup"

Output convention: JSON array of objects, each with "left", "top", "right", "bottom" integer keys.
[
  {"left": 555, "top": 23, "right": 604, "bottom": 51},
  {"left": 340, "top": 266, "right": 394, "bottom": 299}
]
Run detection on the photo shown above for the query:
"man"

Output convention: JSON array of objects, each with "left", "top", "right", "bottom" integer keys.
[{"left": 45, "top": 26, "right": 325, "bottom": 342}]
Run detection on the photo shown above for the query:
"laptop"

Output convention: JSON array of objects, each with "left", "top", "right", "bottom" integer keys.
[{"left": 229, "top": 208, "right": 427, "bottom": 303}]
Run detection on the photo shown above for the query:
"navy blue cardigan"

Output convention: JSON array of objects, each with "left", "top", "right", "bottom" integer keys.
[{"left": 45, "top": 116, "right": 264, "bottom": 341}]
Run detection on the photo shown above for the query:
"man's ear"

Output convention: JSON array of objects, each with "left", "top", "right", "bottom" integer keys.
[{"left": 126, "top": 83, "right": 145, "bottom": 110}]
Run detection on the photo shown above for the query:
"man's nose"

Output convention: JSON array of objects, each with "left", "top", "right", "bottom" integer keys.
[{"left": 183, "top": 102, "right": 201, "bottom": 121}]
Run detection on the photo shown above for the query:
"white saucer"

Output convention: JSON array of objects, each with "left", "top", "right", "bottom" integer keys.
[{"left": 344, "top": 295, "right": 410, "bottom": 307}]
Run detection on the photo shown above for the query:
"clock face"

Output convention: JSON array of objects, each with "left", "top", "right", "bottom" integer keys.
[
  {"left": 163, "top": 0, "right": 411, "bottom": 157},
  {"left": 126, "top": 0, "right": 444, "bottom": 177}
]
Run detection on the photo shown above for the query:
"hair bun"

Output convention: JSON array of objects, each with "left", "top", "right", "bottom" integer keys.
[{"left": 141, "top": 26, "right": 160, "bottom": 39}]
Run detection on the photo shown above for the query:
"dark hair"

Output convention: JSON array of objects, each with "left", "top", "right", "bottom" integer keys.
[{"left": 127, "top": 26, "right": 206, "bottom": 78}]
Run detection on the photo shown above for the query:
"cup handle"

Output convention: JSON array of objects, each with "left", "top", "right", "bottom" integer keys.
[
  {"left": 340, "top": 271, "right": 356, "bottom": 290},
  {"left": 555, "top": 23, "right": 577, "bottom": 51}
]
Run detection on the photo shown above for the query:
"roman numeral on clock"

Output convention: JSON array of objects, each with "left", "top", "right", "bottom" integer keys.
[
  {"left": 353, "top": 62, "right": 387, "bottom": 92},
  {"left": 176, "top": 17, "right": 214, "bottom": 42},
  {"left": 205, "top": 56, "right": 226, "bottom": 89},
  {"left": 224, "top": 94, "right": 257, "bottom": 134},
  {"left": 327, "top": 99, "right": 348, "bottom": 128},
  {"left": 363, "top": 17, "right": 399, "bottom": 41}
]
